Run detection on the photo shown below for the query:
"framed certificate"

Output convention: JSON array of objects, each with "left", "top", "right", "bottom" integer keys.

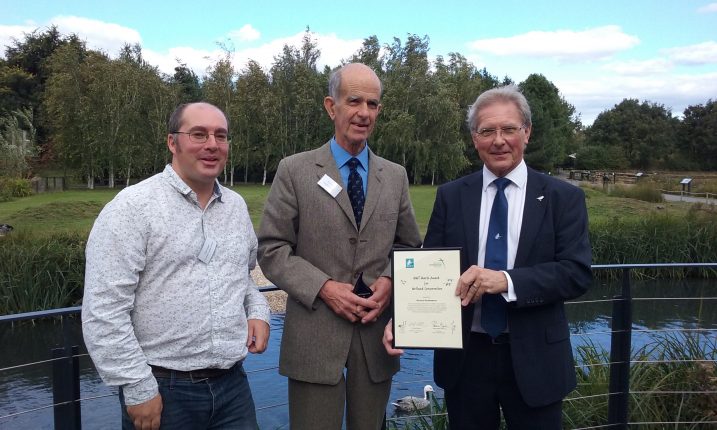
[{"left": 391, "top": 248, "right": 463, "bottom": 349}]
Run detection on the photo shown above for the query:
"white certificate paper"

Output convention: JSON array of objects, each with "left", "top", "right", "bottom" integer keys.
[{"left": 392, "top": 248, "right": 463, "bottom": 349}]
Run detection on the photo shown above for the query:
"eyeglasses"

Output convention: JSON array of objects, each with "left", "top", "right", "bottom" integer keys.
[
  {"left": 173, "top": 131, "right": 230, "bottom": 144},
  {"left": 473, "top": 125, "right": 525, "bottom": 139}
]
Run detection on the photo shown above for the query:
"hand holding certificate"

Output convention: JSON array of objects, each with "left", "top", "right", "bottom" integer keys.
[{"left": 391, "top": 248, "right": 462, "bottom": 349}]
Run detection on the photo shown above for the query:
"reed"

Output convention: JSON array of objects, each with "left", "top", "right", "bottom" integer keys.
[
  {"left": 0, "top": 230, "right": 86, "bottom": 314},
  {"left": 609, "top": 181, "right": 664, "bottom": 203},
  {"left": 386, "top": 334, "right": 716, "bottom": 429},
  {"left": 590, "top": 211, "right": 717, "bottom": 279}
]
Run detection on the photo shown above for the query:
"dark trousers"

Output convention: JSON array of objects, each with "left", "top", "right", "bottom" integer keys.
[
  {"left": 120, "top": 362, "right": 258, "bottom": 430},
  {"left": 444, "top": 332, "right": 562, "bottom": 430}
]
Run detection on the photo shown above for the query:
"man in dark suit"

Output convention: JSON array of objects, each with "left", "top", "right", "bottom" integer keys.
[{"left": 384, "top": 85, "right": 592, "bottom": 429}]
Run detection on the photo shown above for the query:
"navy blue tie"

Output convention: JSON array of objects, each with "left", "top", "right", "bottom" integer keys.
[
  {"left": 481, "top": 177, "right": 510, "bottom": 338},
  {"left": 347, "top": 158, "right": 365, "bottom": 228}
]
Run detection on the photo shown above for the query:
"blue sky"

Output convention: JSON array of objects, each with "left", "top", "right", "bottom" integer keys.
[{"left": 2, "top": 0, "right": 716, "bottom": 125}]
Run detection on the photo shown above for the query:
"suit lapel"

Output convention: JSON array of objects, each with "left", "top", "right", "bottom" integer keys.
[
  {"left": 361, "top": 150, "right": 383, "bottom": 233},
  {"left": 515, "top": 169, "right": 548, "bottom": 267},
  {"left": 314, "top": 143, "right": 358, "bottom": 229},
  {"left": 461, "top": 172, "right": 483, "bottom": 267}
]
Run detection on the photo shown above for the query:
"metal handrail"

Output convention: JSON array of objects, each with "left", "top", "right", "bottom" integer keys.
[{"left": 1, "top": 266, "right": 715, "bottom": 429}]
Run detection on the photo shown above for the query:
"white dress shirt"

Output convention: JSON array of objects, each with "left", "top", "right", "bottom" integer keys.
[{"left": 471, "top": 160, "right": 527, "bottom": 332}]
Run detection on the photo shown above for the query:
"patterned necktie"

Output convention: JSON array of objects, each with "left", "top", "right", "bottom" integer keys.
[
  {"left": 481, "top": 177, "right": 510, "bottom": 338},
  {"left": 347, "top": 158, "right": 365, "bottom": 228}
]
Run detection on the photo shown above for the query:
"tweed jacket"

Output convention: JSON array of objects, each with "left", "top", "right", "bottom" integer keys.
[{"left": 258, "top": 142, "right": 422, "bottom": 384}]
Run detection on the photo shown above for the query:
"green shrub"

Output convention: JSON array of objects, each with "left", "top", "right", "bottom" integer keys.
[{"left": 0, "top": 177, "right": 32, "bottom": 200}]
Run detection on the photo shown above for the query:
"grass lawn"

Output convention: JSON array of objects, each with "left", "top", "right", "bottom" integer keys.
[{"left": 1, "top": 181, "right": 713, "bottom": 238}]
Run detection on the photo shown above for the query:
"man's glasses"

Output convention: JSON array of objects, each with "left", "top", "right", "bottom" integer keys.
[
  {"left": 473, "top": 125, "right": 525, "bottom": 139},
  {"left": 173, "top": 131, "right": 230, "bottom": 144}
]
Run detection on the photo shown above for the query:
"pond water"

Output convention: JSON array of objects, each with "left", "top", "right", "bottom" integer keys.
[{"left": 1, "top": 279, "right": 715, "bottom": 429}]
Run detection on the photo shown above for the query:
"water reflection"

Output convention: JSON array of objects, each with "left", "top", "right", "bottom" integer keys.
[{"left": 1, "top": 279, "right": 715, "bottom": 429}]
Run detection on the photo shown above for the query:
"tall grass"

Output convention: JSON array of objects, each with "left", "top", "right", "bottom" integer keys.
[
  {"left": 590, "top": 211, "right": 717, "bottom": 279},
  {"left": 387, "top": 334, "right": 716, "bottom": 429},
  {"left": 0, "top": 231, "right": 86, "bottom": 314},
  {"left": 609, "top": 181, "right": 664, "bottom": 203}
]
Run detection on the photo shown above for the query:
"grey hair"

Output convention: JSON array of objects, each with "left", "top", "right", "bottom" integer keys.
[
  {"left": 328, "top": 63, "right": 383, "bottom": 100},
  {"left": 466, "top": 85, "right": 532, "bottom": 131}
]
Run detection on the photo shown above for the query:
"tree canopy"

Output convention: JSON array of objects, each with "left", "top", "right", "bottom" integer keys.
[{"left": 1, "top": 27, "right": 714, "bottom": 185}]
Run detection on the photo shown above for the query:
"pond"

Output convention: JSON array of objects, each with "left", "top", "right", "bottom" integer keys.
[{"left": 1, "top": 279, "right": 715, "bottom": 429}]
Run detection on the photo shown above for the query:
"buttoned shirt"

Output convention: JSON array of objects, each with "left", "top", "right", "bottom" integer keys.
[
  {"left": 330, "top": 137, "right": 369, "bottom": 194},
  {"left": 82, "top": 165, "right": 270, "bottom": 405},
  {"left": 471, "top": 160, "right": 527, "bottom": 332}
]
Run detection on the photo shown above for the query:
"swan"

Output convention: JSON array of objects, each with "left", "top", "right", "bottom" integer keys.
[{"left": 392, "top": 384, "right": 434, "bottom": 412}]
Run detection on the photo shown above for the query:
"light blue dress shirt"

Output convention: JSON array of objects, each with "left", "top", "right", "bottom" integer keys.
[{"left": 330, "top": 137, "right": 368, "bottom": 195}]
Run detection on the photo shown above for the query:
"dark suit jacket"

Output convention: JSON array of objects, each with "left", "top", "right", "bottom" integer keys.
[
  {"left": 258, "top": 142, "right": 422, "bottom": 385},
  {"left": 428, "top": 167, "right": 592, "bottom": 407}
]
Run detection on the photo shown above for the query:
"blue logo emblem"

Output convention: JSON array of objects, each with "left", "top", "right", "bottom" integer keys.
[{"left": 405, "top": 258, "right": 414, "bottom": 268}]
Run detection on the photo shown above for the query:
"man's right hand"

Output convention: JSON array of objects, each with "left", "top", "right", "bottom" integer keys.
[
  {"left": 382, "top": 319, "right": 404, "bottom": 356},
  {"left": 318, "top": 279, "right": 379, "bottom": 322},
  {"left": 126, "top": 393, "right": 162, "bottom": 430}
]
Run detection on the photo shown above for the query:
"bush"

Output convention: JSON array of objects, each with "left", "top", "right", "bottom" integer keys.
[{"left": 0, "top": 177, "right": 33, "bottom": 201}]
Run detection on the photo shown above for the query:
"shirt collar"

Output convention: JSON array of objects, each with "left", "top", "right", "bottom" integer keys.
[
  {"left": 162, "top": 164, "right": 223, "bottom": 202},
  {"left": 330, "top": 137, "right": 369, "bottom": 170},
  {"left": 482, "top": 160, "right": 527, "bottom": 192}
]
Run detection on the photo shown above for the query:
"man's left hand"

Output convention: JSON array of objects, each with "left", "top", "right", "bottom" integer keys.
[
  {"left": 247, "top": 319, "right": 270, "bottom": 353},
  {"left": 361, "top": 276, "right": 392, "bottom": 324},
  {"left": 455, "top": 265, "right": 508, "bottom": 306}
]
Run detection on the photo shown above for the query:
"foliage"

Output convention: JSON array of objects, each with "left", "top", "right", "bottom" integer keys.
[
  {"left": 590, "top": 211, "right": 717, "bottom": 278},
  {"left": 0, "top": 177, "right": 32, "bottom": 201},
  {"left": 0, "top": 107, "right": 36, "bottom": 177},
  {"left": 0, "top": 231, "right": 86, "bottom": 314},
  {"left": 566, "top": 333, "right": 717, "bottom": 428},
  {"left": 608, "top": 182, "right": 663, "bottom": 202},
  {"left": 519, "top": 74, "right": 580, "bottom": 171},
  {"left": 679, "top": 99, "right": 717, "bottom": 171},
  {"left": 585, "top": 99, "right": 679, "bottom": 170}
]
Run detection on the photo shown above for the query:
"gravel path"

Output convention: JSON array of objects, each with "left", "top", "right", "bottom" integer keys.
[{"left": 251, "top": 266, "right": 287, "bottom": 313}]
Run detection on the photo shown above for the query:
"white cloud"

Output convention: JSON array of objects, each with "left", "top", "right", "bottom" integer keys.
[
  {"left": 0, "top": 23, "right": 38, "bottom": 57},
  {"left": 664, "top": 41, "right": 717, "bottom": 65},
  {"left": 468, "top": 25, "right": 640, "bottom": 60},
  {"left": 558, "top": 72, "right": 717, "bottom": 124},
  {"left": 227, "top": 24, "right": 260, "bottom": 42},
  {"left": 601, "top": 58, "right": 672, "bottom": 75},
  {"left": 146, "top": 30, "right": 364, "bottom": 76},
  {"left": 49, "top": 15, "right": 142, "bottom": 55},
  {"left": 697, "top": 3, "right": 717, "bottom": 13}
]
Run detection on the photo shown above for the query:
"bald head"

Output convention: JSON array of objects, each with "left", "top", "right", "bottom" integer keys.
[{"left": 328, "top": 63, "right": 382, "bottom": 101}]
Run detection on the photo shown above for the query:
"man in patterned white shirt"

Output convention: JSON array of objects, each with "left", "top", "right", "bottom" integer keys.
[{"left": 82, "top": 102, "right": 270, "bottom": 430}]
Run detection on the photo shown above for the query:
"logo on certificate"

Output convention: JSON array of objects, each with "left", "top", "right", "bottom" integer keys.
[{"left": 405, "top": 258, "right": 414, "bottom": 268}]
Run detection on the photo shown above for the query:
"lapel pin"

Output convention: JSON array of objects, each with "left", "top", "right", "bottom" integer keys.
[{"left": 537, "top": 195, "right": 544, "bottom": 202}]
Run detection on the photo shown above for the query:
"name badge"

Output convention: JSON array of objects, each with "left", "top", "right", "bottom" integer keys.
[
  {"left": 318, "top": 174, "right": 342, "bottom": 198},
  {"left": 198, "top": 238, "right": 217, "bottom": 263}
]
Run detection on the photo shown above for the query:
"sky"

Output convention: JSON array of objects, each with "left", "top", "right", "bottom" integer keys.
[{"left": 1, "top": 0, "right": 716, "bottom": 125}]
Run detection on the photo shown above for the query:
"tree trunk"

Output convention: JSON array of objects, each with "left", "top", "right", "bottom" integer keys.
[
  {"left": 126, "top": 161, "right": 132, "bottom": 187},
  {"left": 87, "top": 174, "right": 94, "bottom": 190},
  {"left": 108, "top": 163, "right": 115, "bottom": 188}
]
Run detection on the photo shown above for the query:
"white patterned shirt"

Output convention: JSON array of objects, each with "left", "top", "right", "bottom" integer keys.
[{"left": 82, "top": 165, "right": 270, "bottom": 405}]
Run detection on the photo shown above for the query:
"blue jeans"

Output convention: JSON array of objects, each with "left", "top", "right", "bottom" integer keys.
[{"left": 120, "top": 362, "right": 258, "bottom": 430}]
